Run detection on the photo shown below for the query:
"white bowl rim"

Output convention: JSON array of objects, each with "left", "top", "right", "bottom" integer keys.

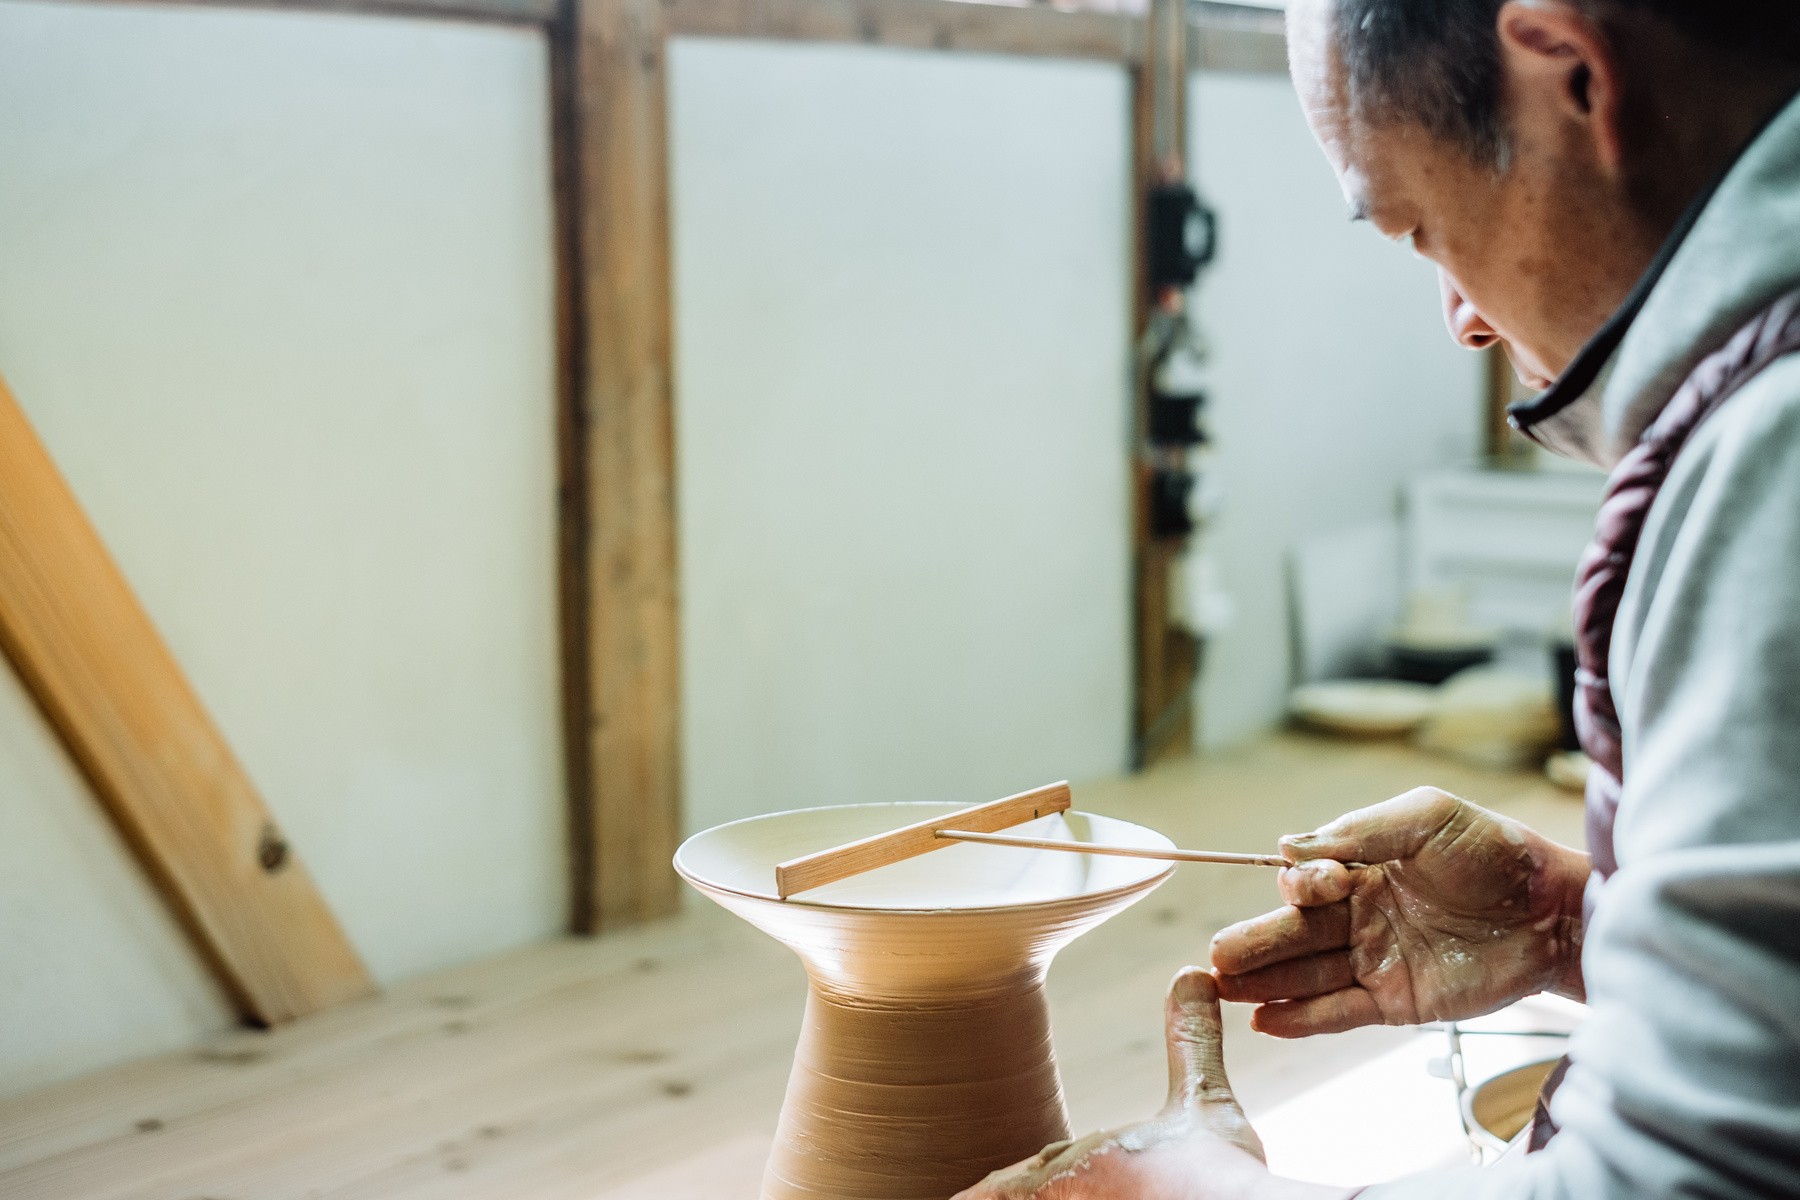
[{"left": 673, "top": 801, "right": 1177, "bottom": 915}]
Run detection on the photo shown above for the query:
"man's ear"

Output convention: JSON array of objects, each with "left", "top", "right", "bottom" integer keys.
[{"left": 1497, "top": 0, "right": 1625, "bottom": 174}]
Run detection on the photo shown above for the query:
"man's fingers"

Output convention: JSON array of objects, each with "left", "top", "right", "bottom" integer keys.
[
  {"left": 1278, "top": 860, "right": 1354, "bottom": 906},
  {"left": 1213, "top": 951, "right": 1354, "bottom": 1004},
  {"left": 1164, "top": 967, "right": 1236, "bottom": 1110},
  {"left": 1248, "top": 988, "right": 1383, "bottom": 1038},
  {"left": 1278, "top": 787, "right": 1464, "bottom": 867},
  {"left": 1210, "top": 902, "right": 1351, "bottom": 975}
]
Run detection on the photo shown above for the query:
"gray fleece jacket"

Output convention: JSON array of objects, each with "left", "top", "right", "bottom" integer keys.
[{"left": 1363, "top": 92, "right": 1800, "bottom": 1198}]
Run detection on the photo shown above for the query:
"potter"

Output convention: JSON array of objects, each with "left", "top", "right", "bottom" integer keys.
[{"left": 962, "top": 1, "right": 1800, "bottom": 1198}]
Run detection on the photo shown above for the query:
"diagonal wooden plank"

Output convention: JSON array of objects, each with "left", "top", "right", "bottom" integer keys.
[{"left": 0, "top": 374, "right": 373, "bottom": 1025}]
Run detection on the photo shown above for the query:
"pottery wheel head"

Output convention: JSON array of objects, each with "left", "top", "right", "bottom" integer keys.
[{"left": 674, "top": 804, "right": 1175, "bottom": 911}]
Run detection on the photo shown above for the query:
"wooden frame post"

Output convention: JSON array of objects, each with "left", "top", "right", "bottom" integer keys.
[
  {"left": 564, "top": 0, "right": 683, "bottom": 932},
  {"left": 1130, "top": 0, "right": 1199, "bottom": 767},
  {"left": 1129, "top": 1, "right": 1286, "bottom": 765},
  {"left": 1485, "top": 346, "right": 1537, "bottom": 463}
]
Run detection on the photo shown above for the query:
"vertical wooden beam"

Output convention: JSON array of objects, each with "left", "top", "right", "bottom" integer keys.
[
  {"left": 1129, "top": 64, "right": 1159, "bottom": 764},
  {"left": 1485, "top": 345, "right": 1511, "bottom": 460},
  {"left": 1131, "top": 0, "right": 1197, "bottom": 766},
  {"left": 565, "top": 0, "right": 682, "bottom": 932},
  {"left": 1485, "top": 346, "right": 1535, "bottom": 463},
  {"left": 0, "top": 375, "right": 373, "bottom": 1025},
  {"left": 1149, "top": 0, "right": 1187, "bottom": 169},
  {"left": 549, "top": 2, "right": 595, "bottom": 931}
]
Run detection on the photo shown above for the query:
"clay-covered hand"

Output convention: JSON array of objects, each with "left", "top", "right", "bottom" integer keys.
[
  {"left": 1211, "top": 787, "right": 1589, "bottom": 1037},
  {"left": 949, "top": 969, "right": 1269, "bottom": 1200}
]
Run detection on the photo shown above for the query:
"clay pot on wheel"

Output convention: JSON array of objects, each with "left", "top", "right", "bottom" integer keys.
[{"left": 676, "top": 803, "right": 1174, "bottom": 1200}]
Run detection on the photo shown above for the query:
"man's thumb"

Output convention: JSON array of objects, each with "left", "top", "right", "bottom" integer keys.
[
  {"left": 1165, "top": 968, "right": 1234, "bottom": 1109},
  {"left": 1164, "top": 968, "right": 1264, "bottom": 1160}
]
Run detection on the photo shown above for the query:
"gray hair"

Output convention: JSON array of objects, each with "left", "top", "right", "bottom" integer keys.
[{"left": 1333, "top": 0, "right": 1800, "bottom": 163}]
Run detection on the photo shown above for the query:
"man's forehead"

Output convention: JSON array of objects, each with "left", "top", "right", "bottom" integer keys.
[
  {"left": 1284, "top": 0, "right": 1338, "bottom": 86},
  {"left": 1285, "top": 10, "right": 1354, "bottom": 170},
  {"left": 1286, "top": 0, "right": 1385, "bottom": 219},
  {"left": 1286, "top": 0, "right": 1351, "bottom": 141}
]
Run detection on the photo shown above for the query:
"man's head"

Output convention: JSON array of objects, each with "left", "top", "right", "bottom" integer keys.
[{"left": 1288, "top": 0, "right": 1800, "bottom": 388}]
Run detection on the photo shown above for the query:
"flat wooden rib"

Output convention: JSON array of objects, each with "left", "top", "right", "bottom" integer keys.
[{"left": 773, "top": 781, "right": 1072, "bottom": 898}]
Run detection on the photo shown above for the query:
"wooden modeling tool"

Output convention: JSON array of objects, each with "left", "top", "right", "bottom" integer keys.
[
  {"left": 932, "top": 829, "right": 1286, "bottom": 868},
  {"left": 774, "top": 782, "right": 1073, "bottom": 899},
  {"left": 773, "top": 780, "right": 1294, "bottom": 899}
]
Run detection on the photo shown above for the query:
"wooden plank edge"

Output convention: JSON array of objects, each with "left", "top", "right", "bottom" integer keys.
[
  {"left": 50, "top": 0, "right": 557, "bottom": 28},
  {"left": 1190, "top": 3, "right": 1287, "bottom": 74}
]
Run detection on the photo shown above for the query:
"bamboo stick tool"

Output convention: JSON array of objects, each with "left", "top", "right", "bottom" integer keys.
[
  {"left": 932, "top": 829, "right": 1286, "bottom": 868},
  {"left": 773, "top": 780, "right": 1288, "bottom": 899}
]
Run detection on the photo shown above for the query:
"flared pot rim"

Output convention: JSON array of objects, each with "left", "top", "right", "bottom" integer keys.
[{"left": 674, "top": 801, "right": 1177, "bottom": 916}]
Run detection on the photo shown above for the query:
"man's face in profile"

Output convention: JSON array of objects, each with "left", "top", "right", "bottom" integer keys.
[{"left": 1286, "top": 0, "right": 1638, "bottom": 391}]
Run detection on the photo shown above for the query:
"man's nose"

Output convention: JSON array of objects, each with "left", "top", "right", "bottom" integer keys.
[{"left": 1441, "top": 275, "right": 1500, "bottom": 351}]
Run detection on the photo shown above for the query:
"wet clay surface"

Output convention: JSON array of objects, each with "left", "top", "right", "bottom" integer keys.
[
  {"left": 771, "top": 981, "right": 1067, "bottom": 1199},
  {"left": 676, "top": 806, "right": 1175, "bottom": 1200}
]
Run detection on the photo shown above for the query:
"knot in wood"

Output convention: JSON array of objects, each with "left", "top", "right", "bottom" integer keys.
[{"left": 257, "top": 824, "right": 291, "bottom": 874}]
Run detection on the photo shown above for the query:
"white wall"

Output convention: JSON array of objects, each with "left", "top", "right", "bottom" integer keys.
[
  {"left": 0, "top": 667, "right": 232, "bottom": 1096},
  {"left": 0, "top": 0, "right": 561, "bottom": 1094},
  {"left": 669, "top": 39, "right": 1134, "bottom": 832},
  {"left": 1188, "top": 72, "right": 1484, "bottom": 746}
]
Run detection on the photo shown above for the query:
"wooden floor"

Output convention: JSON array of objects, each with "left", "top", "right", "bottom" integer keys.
[{"left": 0, "top": 733, "right": 1586, "bottom": 1200}]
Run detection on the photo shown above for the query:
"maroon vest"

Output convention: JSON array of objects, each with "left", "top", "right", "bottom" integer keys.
[
  {"left": 1571, "top": 288, "right": 1800, "bottom": 878},
  {"left": 1526, "top": 288, "right": 1800, "bottom": 1151}
]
